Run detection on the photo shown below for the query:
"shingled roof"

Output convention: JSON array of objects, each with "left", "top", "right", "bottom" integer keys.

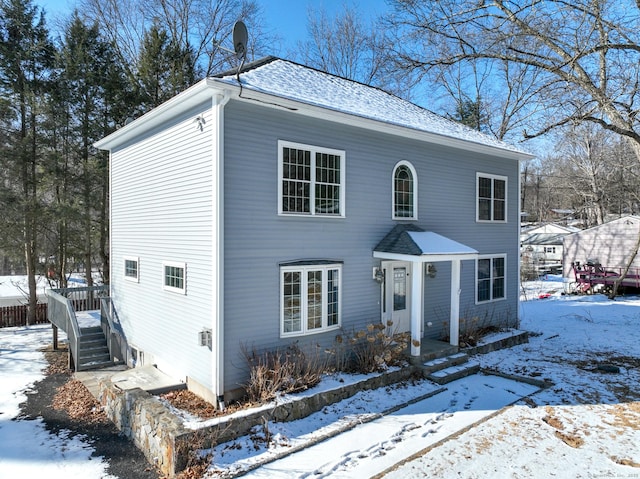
[{"left": 374, "top": 224, "right": 478, "bottom": 258}]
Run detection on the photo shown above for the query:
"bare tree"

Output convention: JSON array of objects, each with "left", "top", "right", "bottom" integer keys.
[
  {"left": 79, "top": 0, "right": 267, "bottom": 79},
  {"left": 295, "top": 3, "right": 387, "bottom": 87},
  {"left": 387, "top": 0, "right": 640, "bottom": 146},
  {"left": 387, "top": 0, "right": 640, "bottom": 296}
]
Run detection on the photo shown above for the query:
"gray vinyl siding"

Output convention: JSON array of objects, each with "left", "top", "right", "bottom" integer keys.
[
  {"left": 222, "top": 100, "right": 520, "bottom": 390},
  {"left": 110, "top": 101, "right": 214, "bottom": 390}
]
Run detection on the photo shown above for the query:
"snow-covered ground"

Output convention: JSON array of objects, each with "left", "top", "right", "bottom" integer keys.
[
  {"left": 1, "top": 276, "right": 639, "bottom": 478},
  {"left": 0, "top": 325, "right": 114, "bottom": 478},
  {"left": 0, "top": 275, "right": 49, "bottom": 306}
]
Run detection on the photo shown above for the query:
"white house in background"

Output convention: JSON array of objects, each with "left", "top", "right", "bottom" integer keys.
[
  {"left": 520, "top": 223, "right": 579, "bottom": 273},
  {"left": 0, "top": 275, "right": 48, "bottom": 307},
  {"left": 563, "top": 215, "right": 640, "bottom": 277},
  {"left": 95, "top": 57, "right": 533, "bottom": 406}
]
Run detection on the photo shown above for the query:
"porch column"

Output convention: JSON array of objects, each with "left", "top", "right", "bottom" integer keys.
[
  {"left": 450, "top": 259, "right": 461, "bottom": 347},
  {"left": 410, "top": 261, "right": 423, "bottom": 356}
]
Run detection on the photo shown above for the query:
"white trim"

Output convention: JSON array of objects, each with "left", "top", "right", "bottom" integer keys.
[
  {"left": 280, "top": 263, "right": 342, "bottom": 338},
  {"left": 476, "top": 172, "right": 508, "bottom": 223},
  {"left": 123, "top": 256, "right": 140, "bottom": 283},
  {"left": 94, "top": 77, "right": 533, "bottom": 163},
  {"left": 450, "top": 259, "right": 461, "bottom": 347},
  {"left": 410, "top": 261, "right": 423, "bottom": 356},
  {"left": 222, "top": 84, "right": 533, "bottom": 162},
  {"left": 212, "top": 92, "right": 229, "bottom": 405},
  {"left": 475, "top": 254, "right": 507, "bottom": 304},
  {"left": 162, "top": 261, "right": 186, "bottom": 295},
  {"left": 373, "top": 251, "right": 478, "bottom": 263},
  {"left": 392, "top": 160, "right": 418, "bottom": 221},
  {"left": 277, "top": 140, "right": 346, "bottom": 218}
]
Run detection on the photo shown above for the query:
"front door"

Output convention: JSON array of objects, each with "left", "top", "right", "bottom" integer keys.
[{"left": 382, "top": 261, "right": 411, "bottom": 333}]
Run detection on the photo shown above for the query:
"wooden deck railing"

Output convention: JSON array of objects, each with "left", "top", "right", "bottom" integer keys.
[
  {"left": 46, "top": 285, "right": 110, "bottom": 371},
  {"left": 100, "top": 297, "right": 129, "bottom": 366}
]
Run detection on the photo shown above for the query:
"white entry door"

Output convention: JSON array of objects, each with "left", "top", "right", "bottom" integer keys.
[{"left": 382, "top": 261, "right": 411, "bottom": 333}]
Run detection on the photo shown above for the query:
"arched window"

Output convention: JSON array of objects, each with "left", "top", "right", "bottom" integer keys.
[{"left": 393, "top": 161, "right": 417, "bottom": 219}]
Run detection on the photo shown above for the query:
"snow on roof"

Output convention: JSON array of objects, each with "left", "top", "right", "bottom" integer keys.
[
  {"left": 374, "top": 224, "right": 478, "bottom": 257},
  {"left": 213, "top": 57, "right": 531, "bottom": 158},
  {"left": 407, "top": 231, "right": 478, "bottom": 256}
]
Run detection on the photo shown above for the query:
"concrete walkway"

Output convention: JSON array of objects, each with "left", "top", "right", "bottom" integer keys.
[{"left": 75, "top": 364, "right": 183, "bottom": 399}]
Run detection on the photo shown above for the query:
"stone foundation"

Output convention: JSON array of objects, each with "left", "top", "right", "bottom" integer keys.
[{"left": 98, "top": 366, "right": 417, "bottom": 477}]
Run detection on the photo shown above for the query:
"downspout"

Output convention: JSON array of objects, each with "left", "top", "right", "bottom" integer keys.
[
  {"left": 517, "top": 158, "right": 522, "bottom": 328},
  {"left": 212, "top": 90, "right": 231, "bottom": 409}
]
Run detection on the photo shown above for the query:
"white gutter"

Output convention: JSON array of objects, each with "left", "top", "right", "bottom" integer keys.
[
  {"left": 212, "top": 90, "right": 231, "bottom": 409},
  {"left": 212, "top": 83, "right": 534, "bottom": 163}
]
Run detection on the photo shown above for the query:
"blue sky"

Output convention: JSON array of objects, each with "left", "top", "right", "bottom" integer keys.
[{"left": 37, "top": 0, "right": 390, "bottom": 53}]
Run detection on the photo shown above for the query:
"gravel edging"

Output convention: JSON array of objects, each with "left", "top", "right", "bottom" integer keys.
[{"left": 18, "top": 358, "right": 160, "bottom": 479}]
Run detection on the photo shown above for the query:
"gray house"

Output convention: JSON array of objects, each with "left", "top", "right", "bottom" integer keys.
[{"left": 95, "top": 57, "right": 533, "bottom": 405}]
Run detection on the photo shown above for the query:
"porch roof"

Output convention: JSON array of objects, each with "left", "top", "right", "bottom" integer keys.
[{"left": 373, "top": 224, "right": 478, "bottom": 262}]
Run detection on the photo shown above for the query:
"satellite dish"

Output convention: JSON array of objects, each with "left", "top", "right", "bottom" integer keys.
[{"left": 232, "top": 21, "right": 248, "bottom": 61}]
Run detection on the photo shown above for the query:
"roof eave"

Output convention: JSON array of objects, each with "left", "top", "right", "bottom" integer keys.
[
  {"left": 215, "top": 81, "right": 534, "bottom": 161},
  {"left": 94, "top": 78, "right": 225, "bottom": 151},
  {"left": 373, "top": 251, "right": 479, "bottom": 262}
]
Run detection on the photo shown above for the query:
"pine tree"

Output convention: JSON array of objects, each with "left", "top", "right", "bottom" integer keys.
[
  {"left": 0, "top": 0, "right": 55, "bottom": 323},
  {"left": 136, "top": 22, "right": 197, "bottom": 112}
]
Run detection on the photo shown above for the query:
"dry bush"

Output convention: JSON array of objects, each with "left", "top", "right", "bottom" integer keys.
[
  {"left": 457, "top": 316, "right": 500, "bottom": 347},
  {"left": 332, "top": 321, "right": 409, "bottom": 374},
  {"left": 242, "top": 342, "right": 327, "bottom": 403}
]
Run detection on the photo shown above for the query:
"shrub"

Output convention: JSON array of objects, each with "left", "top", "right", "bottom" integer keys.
[
  {"left": 242, "top": 342, "right": 327, "bottom": 403},
  {"left": 332, "top": 321, "right": 409, "bottom": 373}
]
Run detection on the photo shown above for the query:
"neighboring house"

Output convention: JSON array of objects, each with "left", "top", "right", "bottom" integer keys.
[
  {"left": 563, "top": 215, "right": 640, "bottom": 277},
  {"left": 95, "top": 57, "right": 533, "bottom": 405},
  {"left": 520, "top": 223, "right": 579, "bottom": 273}
]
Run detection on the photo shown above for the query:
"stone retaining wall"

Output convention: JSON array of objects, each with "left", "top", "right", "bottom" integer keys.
[
  {"left": 97, "top": 331, "right": 530, "bottom": 477},
  {"left": 98, "top": 366, "right": 417, "bottom": 477},
  {"left": 463, "top": 330, "right": 529, "bottom": 356}
]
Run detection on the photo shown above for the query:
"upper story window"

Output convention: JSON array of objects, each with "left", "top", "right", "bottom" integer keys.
[
  {"left": 476, "top": 254, "right": 506, "bottom": 303},
  {"left": 280, "top": 262, "right": 342, "bottom": 337},
  {"left": 393, "top": 161, "right": 417, "bottom": 220},
  {"left": 477, "top": 173, "right": 507, "bottom": 222},
  {"left": 124, "top": 257, "right": 139, "bottom": 282},
  {"left": 163, "top": 261, "right": 186, "bottom": 294},
  {"left": 278, "top": 141, "right": 345, "bottom": 217}
]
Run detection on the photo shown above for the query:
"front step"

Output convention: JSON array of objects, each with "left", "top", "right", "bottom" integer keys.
[
  {"left": 426, "top": 360, "right": 481, "bottom": 385},
  {"left": 420, "top": 352, "right": 481, "bottom": 384},
  {"left": 422, "top": 352, "right": 470, "bottom": 375}
]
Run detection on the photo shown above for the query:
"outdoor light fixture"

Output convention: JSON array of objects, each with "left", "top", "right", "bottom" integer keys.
[
  {"left": 199, "top": 328, "right": 212, "bottom": 348},
  {"left": 373, "top": 267, "right": 385, "bottom": 284},
  {"left": 426, "top": 263, "right": 437, "bottom": 278}
]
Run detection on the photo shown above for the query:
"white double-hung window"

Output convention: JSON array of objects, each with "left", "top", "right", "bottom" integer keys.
[
  {"left": 280, "top": 262, "right": 342, "bottom": 337},
  {"left": 476, "top": 254, "right": 506, "bottom": 303},
  {"left": 477, "top": 173, "right": 507, "bottom": 222},
  {"left": 279, "top": 141, "right": 345, "bottom": 217}
]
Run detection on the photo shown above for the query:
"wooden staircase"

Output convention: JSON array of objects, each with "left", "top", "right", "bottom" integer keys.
[{"left": 76, "top": 326, "right": 114, "bottom": 370}]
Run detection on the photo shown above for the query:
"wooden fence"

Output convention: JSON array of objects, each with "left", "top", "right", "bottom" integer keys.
[{"left": 0, "top": 303, "right": 50, "bottom": 328}]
